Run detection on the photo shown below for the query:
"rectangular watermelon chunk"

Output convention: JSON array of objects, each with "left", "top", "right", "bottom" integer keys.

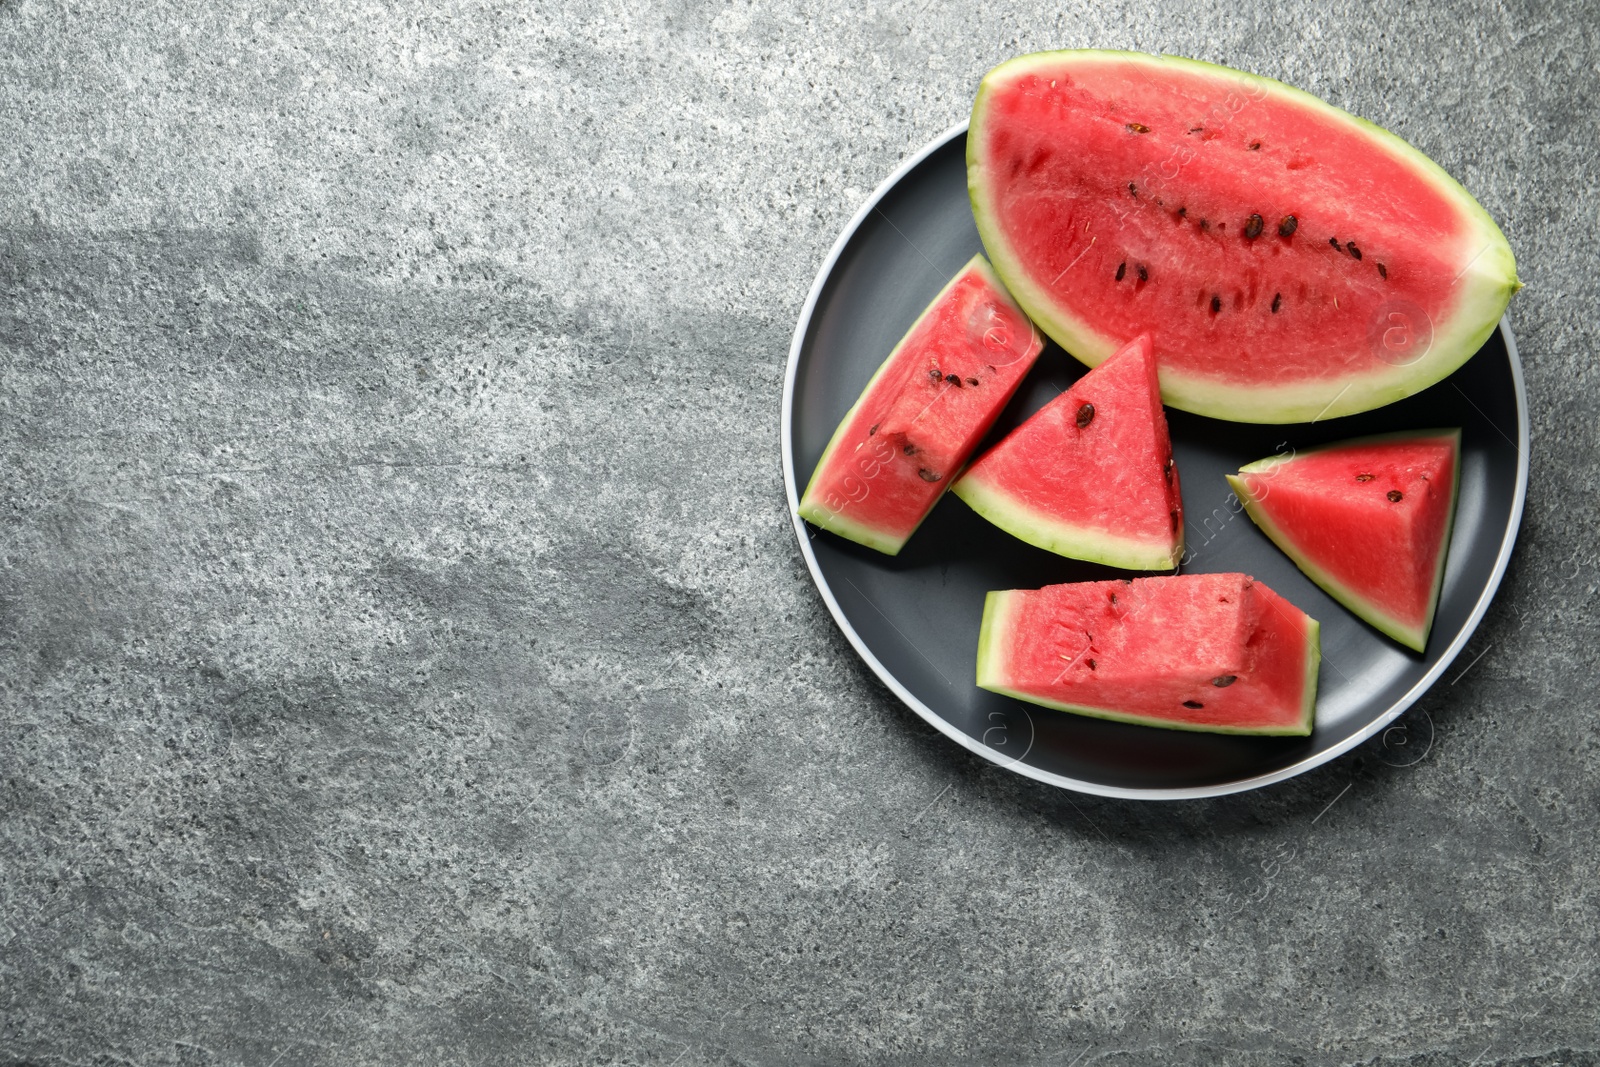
[
  {"left": 977, "top": 574, "right": 1320, "bottom": 735},
  {"left": 797, "top": 255, "right": 1044, "bottom": 555}
]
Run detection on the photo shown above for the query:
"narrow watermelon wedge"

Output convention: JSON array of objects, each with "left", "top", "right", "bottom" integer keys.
[
  {"left": 977, "top": 574, "right": 1320, "bottom": 735},
  {"left": 1227, "top": 429, "right": 1461, "bottom": 652},
  {"left": 798, "top": 255, "right": 1043, "bottom": 554},
  {"left": 967, "top": 50, "right": 1520, "bottom": 423},
  {"left": 951, "top": 333, "right": 1182, "bottom": 570}
]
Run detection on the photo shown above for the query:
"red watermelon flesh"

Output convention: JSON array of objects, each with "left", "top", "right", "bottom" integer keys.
[
  {"left": 951, "top": 333, "right": 1183, "bottom": 570},
  {"left": 798, "top": 255, "right": 1043, "bottom": 555},
  {"left": 976, "top": 573, "right": 1320, "bottom": 735},
  {"left": 968, "top": 50, "right": 1520, "bottom": 423},
  {"left": 1228, "top": 429, "right": 1460, "bottom": 651}
]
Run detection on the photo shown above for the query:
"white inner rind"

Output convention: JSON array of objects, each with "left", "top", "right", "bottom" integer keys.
[{"left": 952, "top": 473, "right": 1182, "bottom": 571}]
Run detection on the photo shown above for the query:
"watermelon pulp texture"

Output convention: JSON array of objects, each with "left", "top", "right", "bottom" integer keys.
[
  {"left": 798, "top": 255, "right": 1043, "bottom": 554},
  {"left": 1227, "top": 429, "right": 1460, "bottom": 651},
  {"left": 977, "top": 574, "right": 1320, "bottom": 735},
  {"left": 968, "top": 50, "right": 1520, "bottom": 423},
  {"left": 952, "top": 333, "right": 1183, "bottom": 570}
]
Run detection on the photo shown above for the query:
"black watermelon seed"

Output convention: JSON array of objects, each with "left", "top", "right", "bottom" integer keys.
[
  {"left": 869, "top": 424, "right": 878, "bottom": 435},
  {"left": 928, "top": 368, "right": 941, "bottom": 380},
  {"left": 1170, "top": 509, "right": 1181, "bottom": 532},
  {"left": 1109, "top": 592, "right": 1117, "bottom": 605},
  {"left": 1086, "top": 658, "right": 1097, "bottom": 670},
  {"left": 1388, "top": 489, "right": 1404, "bottom": 502},
  {"left": 918, "top": 469, "right": 941, "bottom": 483},
  {"left": 1075, "top": 403, "right": 1096, "bottom": 429},
  {"left": 1271, "top": 292, "right": 1282, "bottom": 313},
  {"left": 1137, "top": 264, "right": 1148, "bottom": 282},
  {"left": 1128, "top": 182, "right": 1137, "bottom": 197},
  {"left": 1210, "top": 294, "right": 1222, "bottom": 313},
  {"left": 1212, "top": 675, "right": 1237, "bottom": 688},
  {"left": 1378, "top": 262, "right": 1388, "bottom": 279},
  {"left": 1244, "top": 213, "right": 1264, "bottom": 239},
  {"left": 965, "top": 376, "right": 980, "bottom": 387},
  {"left": 1189, "top": 126, "right": 1202, "bottom": 133},
  {"left": 1347, "top": 241, "right": 1362, "bottom": 260},
  {"left": 1116, "top": 261, "right": 1126, "bottom": 282},
  {"left": 1356, "top": 473, "right": 1374, "bottom": 482},
  {"left": 1182, "top": 700, "right": 1205, "bottom": 709},
  {"left": 1177, "top": 206, "right": 1188, "bottom": 218},
  {"left": 1278, "top": 215, "right": 1298, "bottom": 237},
  {"left": 1248, "top": 141, "right": 1261, "bottom": 150},
  {"left": 1329, "top": 236, "right": 1342, "bottom": 251},
  {"left": 945, "top": 373, "right": 962, "bottom": 386},
  {"left": 1200, "top": 218, "right": 1211, "bottom": 231},
  {"left": 902, "top": 443, "right": 917, "bottom": 455},
  {"left": 1126, "top": 122, "right": 1150, "bottom": 133}
]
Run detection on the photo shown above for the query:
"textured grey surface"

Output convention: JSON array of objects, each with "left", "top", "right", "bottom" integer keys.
[{"left": 1, "top": 0, "right": 1597, "bottom": 1064}]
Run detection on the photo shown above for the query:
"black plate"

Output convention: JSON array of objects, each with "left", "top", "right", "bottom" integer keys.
[{"left": 782, "top": 124, "right": 1528, "bottom": 798}]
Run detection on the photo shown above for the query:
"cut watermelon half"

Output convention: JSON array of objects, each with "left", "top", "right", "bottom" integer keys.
[
  {"left": 951, "top": 333, "right": 1182, "bottom": 570},
  {"left": 1227, "top": 429, "right": 1461, "bottom": 652},
  {"left": 967, "top": 50, "right": 1520, "bottom": 423},
  {"left": 977, "top": 574, "right": 1320, "bottom": 735},
  {"left": 797, "top": 255, "right": 1043, "bottom": 554}
]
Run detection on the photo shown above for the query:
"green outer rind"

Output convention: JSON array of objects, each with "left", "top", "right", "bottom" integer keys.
[
  {"left": 974, "top": 591, "right": 1320, "bottom": 736},
  {"left": 951, "top": 470, "right": 1182, "bottom": 571},
  {"left": 797, "top": 254, "right": 1027, "bottom": 556},
  {"left": 967, "top": 50, "right": 1521, "bottom": 424},
  {"left": 1227, "top": 428, "right": 1462, "bottom": 651}
]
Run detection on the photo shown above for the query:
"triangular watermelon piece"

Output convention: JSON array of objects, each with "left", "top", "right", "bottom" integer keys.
[
  {"left": 951, "top": 334, "right": 1183, "bottom": 569},
  {"left": 1227, "top": 429, "right": 1461, "bottom": 652}
]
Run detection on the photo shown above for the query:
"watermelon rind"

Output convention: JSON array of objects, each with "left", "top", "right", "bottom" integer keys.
[
  {"left": 1226, "top": 428, "right": 1461, "bottom": 651},
  {"left": 795, "top": 503, "right": 907, "bottom": 556},
  {"left": 797, "top": 253, "right": 1033, "bottom": 555},
  {"left": 974, "top": 589, "right": 1015, "bottom": 688},
  {"left": 975, "top": 591, "right": 1319, "bottom": 736},
  {"left": 952, "top": 474, "right": 1182, "bottom": 571},
  {"left": 968, "top": 50, "right": 1521, "bottom": 423}
]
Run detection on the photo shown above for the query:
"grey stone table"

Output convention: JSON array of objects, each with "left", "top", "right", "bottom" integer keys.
[{"left": 2, "top": 1, "right": 1596, "bottom": 1064}]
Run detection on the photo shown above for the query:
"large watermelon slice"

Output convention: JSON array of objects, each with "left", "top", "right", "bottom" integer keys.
[
  {"left": 977, "top": 574, "right": 1320, "bottom": 735},
  {"left": 951, "top": 333, "right": 1182, "bottom": 570},
  {"left": 967, "top": 50, "right": 1520, "bottom": 423},
  {"left": 1227, "top": 429, "right": 1460, "bottom": 651},
  {"left": 798, "top": 255, "right": 1043, "bottom": 554}
]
